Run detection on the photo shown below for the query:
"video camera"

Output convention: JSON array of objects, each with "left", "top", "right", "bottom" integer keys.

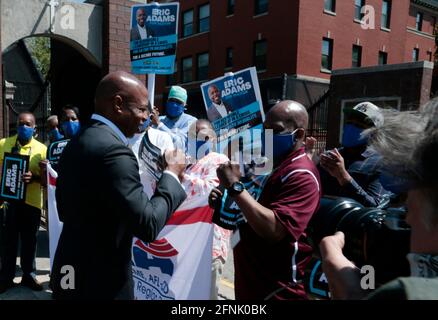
[{"left": 304, "top": 196, "right": 411, "bottom": 299}]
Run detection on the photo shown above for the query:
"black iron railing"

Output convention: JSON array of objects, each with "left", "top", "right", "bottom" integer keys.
[{"left": 306, "top": 90, "right": 330, "bottom": 152}]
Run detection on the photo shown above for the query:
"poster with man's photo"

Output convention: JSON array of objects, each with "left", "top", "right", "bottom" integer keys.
[
  {"left": 130, "top": 2, "right": 179, "bottom": 75},
  {"left": 200, "top": 67, "right": 265, "bottom": 155},
  {"left": 0, "top": 153, "right": 29, "bottom": 202}
]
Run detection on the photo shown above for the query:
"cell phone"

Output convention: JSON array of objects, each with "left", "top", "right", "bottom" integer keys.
[{"left": 322, "top": 149, "right": 337, "bottom": 160}]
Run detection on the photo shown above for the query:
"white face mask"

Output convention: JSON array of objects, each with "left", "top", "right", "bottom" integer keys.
[{"left": 407, "top": 253, "right": 438, "bottom": 278}]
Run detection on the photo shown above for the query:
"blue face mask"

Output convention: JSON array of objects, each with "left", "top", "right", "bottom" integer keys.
[
  {"left": 166, "top": 101, "right": 185, "bottom": 118},
  {"left": 17, "top": 125, "right": 34, "bottom": 143},
  {"left": 342, "top": 124, "right": 368, "bottom": 148},
  {"left": 262, "top": 129, "right": 298, "bottom": 161},
  {"left": 138, "top": 117, "right": 151, "bottom": 133},
  {"left": 62, "top": 121, "right": 81, "bottom": 138},
  {"left": 48, "top": 128, "right": 64, "bottom": 142},
  {"left": 273, "top": 130, "right": 298, "bottom": 160}
]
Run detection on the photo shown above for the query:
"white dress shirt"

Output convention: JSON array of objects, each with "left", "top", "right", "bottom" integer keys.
[
  {"left": 212, "top": 102, "right": 229, "bottom": 118},
  {"left": 137, "top": 24, "right": 148, "bottom": 39}
]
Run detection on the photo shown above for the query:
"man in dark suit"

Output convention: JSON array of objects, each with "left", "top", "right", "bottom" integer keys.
[
  {"left": 207, "top": 85, "right": 233, "bottom": 122},
  {"left": 130, "top": 7, "right": 155, "bottom": 41},
  {"left": 50, "top": 71, "right": 187, "bottom": 300}
]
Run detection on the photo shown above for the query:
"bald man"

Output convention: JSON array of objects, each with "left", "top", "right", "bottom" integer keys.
[
  {"left": 51, "top": 71, "right": 187, "bottom": 300},
  {"left": 207, "top": 85, "right": 233, "bottom": 122},
  {"left": 210, "top": 100, "right": 322, "bottom": 300}
]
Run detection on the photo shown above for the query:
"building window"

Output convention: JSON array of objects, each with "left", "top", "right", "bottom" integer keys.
[
  {"left": 183, "top": 10, "right": 194, "bottom": 37},
  {"left": 166, "top": 60, "right": 178, "bottom": 86},
  {"left": 197, "top": 53, "right": 209, "bottom": 81},
  {"left": 181, "top": 57, "right": 192, "bottom": 83},
  {"left": 225, "top": 47, "right": 233, "bottom": 69},
  {"left": 324, "top": 0, "right": 336, "bottom": 13},
  {"left": 321, "top": 38, "right": 333, "bottom": 71},
  {"left": 227, "top": 0, "right": 235, "bottom": 15},
  {"left": 354, "top": 0, "right": 365, "bottom": 20},
  {"left": 381, "top": 0, "right": 391, "bottom": 29},
  {"left": 198, "top": 4, "right": 210, "bottom": 33},
  {"left": 352, "top": 45, "right": 362, "bottom": 67},
  {"left": 416, "top": 12, "right": 423, "bottom": 31},
  {"left": 427, "top": 51, "right": 433, "bottom": 62},
  {"left": 255, "top": 0, "right": 268, "bottom": 15},
  {"left": 378, "top": 51, "right": 388, "bottom": 65},
  {"left": 413, "top": 48, "right": 419, "bottom": 62},
  {"left": 254, "top": 40, "right": 267, "bottom": 71}
]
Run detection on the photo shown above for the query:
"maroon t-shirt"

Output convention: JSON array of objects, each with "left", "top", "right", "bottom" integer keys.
[{"left": 234, "top": 147, "right": 321, "bottom": 300}]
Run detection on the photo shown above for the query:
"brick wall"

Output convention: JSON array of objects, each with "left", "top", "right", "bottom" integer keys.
[
  {"left": 297, "top": 0, "right": 410, "bottom": 79},
  {"left": 104, "top": 0, "right": 146, "bottom": 84},
  {"left": 297, "top": 0, "right": 437, "bottom": 80},
  {"left": 326, "top": 61, "right": 433, "bottom": 148},
  {"left": 154, "top": 0, "right": 300, "bottom": 108}
]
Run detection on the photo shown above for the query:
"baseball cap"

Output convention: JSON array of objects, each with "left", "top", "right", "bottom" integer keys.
[
  {"left": 343, "top": 102, "right": 384, "bottom": 127},
  {"left": 168, "top": 86, "right": 188, "bottom": 105}
]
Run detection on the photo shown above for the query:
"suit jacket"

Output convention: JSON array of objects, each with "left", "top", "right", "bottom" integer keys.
[
  {"left": 51, "top": 120, "right": 186, "bottom": 300},
  {"left": 207, "top": 101, "right": 233, "bottom": 122},
  {"left": 130, "top": 25, "right": 155, "bottom": 41}
]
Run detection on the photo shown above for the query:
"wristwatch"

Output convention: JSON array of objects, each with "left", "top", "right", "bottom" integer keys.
[{"left": 227, "top": 181, "right": 245, "bottom": 197}]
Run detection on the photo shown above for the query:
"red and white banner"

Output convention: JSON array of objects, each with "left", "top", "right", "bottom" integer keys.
[
  {"left": 46, "top": 163, "right": 63, "bottom": 270},
  {"left": 46, "top": 151, "right": 227, "bottom": 300},
  {"left": 132, "top": 152, "right": 228, "bottom": 300}
]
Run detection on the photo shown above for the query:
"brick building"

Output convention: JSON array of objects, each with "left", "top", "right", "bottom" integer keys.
[
  {"left": 151, "top": 0, "right": 438, "bottom": 117},
  {"left": 1, "top": 0, "right": 437, "bottom": 136}
]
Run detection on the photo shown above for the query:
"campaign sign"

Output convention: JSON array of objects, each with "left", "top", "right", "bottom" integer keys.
[
  {"left": 139, "top": 132, "right": 162, "bottom": 182},
  {"left": 200, "top": 67, "right": 265, "bottom": 164},
  {"left": 212, "top": 172, "right": 269, "bottom": 230},
  {"left": 47, "top": 138, "right": 70, "bottom": 171},
  {"left": 0, "top": 153, "right": 29, "bottom": 202},
  {"left": 130, "top": 2, "right": 179, "bottom": 75}
]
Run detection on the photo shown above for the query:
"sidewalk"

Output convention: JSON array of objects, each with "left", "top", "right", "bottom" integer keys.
[
  {"left": 0, "top": 228, "right": 52, "bottom": 300},
  {"left": 0, "top": 228, "right": 235, "bottom": 300},
  {"left": 218, "top": 246, "right": 235, "bottom": 300}
]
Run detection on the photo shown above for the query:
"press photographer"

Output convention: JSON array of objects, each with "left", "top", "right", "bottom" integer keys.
[
  {"left": 305, "top": 196, "right": 410, "bottom": 298},
  {"left": 319, "top": 106, "right": 438, "bottom": 299}
]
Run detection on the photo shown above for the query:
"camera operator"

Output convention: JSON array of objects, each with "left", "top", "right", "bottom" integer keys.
[
  {"left": 319, "top": 102, "right": 392, "bottom": 208},
  {"left": 320, "top": 107, "right": 438, "bottom": 299}
]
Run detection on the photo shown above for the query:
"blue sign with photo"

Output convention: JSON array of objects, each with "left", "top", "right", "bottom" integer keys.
[
  {"left": 130, "top": 2, "right": 179, "bottom": 75},
  {"left": 201, "top": 67, "right": 265, "bottom": 146}
]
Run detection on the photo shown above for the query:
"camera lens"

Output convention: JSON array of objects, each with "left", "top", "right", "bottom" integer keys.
[{"left": 306, "top": 196, "right": 411, "bottom": 285}]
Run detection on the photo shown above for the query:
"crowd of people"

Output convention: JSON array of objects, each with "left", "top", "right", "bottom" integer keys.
[{"left": 0, "top": 69, "right": 437, "bottom": 300}]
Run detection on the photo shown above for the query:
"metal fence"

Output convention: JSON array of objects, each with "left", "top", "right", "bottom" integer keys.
[
  {"left": 306, "top": 90, "right": 330, "bottom": 152},
  {"left": 6, "top": 80, "right": 50, "bottom": 141}
]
